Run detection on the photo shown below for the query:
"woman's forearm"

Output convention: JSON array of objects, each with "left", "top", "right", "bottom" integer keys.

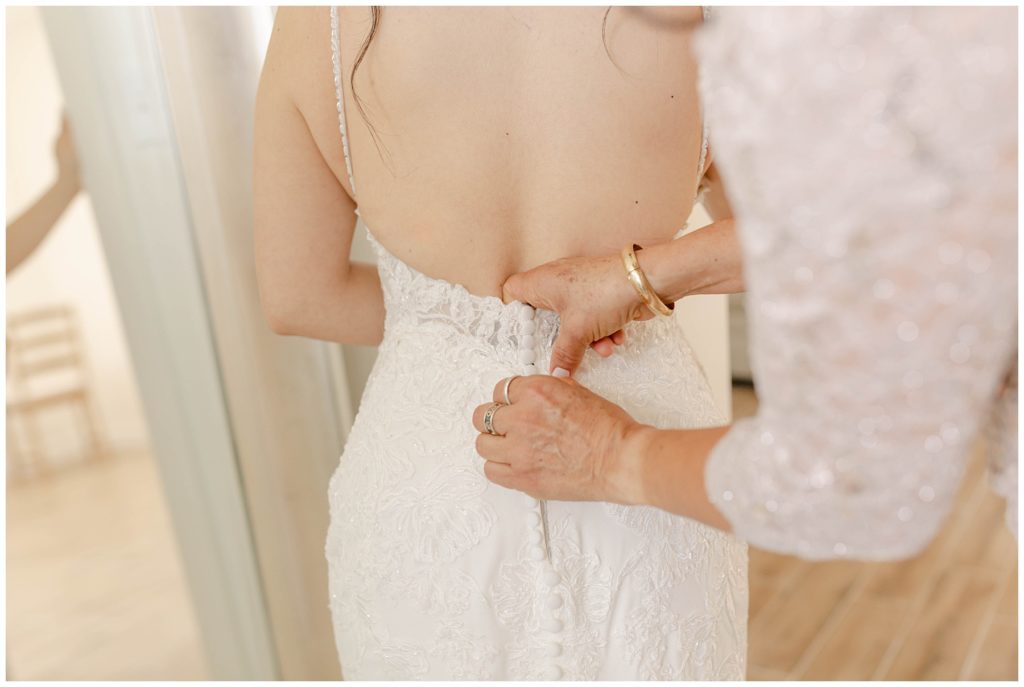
[
  {"left": 612, "top": 216, "right": 743, "bottom": 529},
  {"left": 320, "top": 263, "right": 386, "bottom": 346},
  {"left": 7, "top": 175, "right": 78, "bottom": 273},
  {"left": 639, "top": 218, "right": 744, "bottom": 304},
  {"left": 615, "top": 423, "right": 733, "bottom": 531},
  {"left": 261, "top": 261, "right": 385, "bottom": 346}
]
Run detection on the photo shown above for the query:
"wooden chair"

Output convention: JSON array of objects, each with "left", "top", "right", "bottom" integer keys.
[{"left": 6, "top": 304, "right": 107, "bottom": 479}]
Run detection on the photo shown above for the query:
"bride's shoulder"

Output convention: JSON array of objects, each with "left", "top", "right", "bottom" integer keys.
[
  {"left": 260, "top": 9, "right": 322, "bottom": 90},
  {"left": 259, "top": 8, "right": 338, "bottom": 118}
]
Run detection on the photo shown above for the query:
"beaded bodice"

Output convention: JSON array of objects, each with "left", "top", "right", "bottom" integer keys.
[{"left": 367, "top": 230, "right": 560, "bottom": 360}]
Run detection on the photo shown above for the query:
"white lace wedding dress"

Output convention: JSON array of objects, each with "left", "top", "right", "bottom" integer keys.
[{"left": 324, "top": 8, "right": 747, "bottom": 681}]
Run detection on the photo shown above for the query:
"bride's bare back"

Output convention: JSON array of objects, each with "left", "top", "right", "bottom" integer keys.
[{"left": 255, "top": 7, "right": 706, "bottom": 342}]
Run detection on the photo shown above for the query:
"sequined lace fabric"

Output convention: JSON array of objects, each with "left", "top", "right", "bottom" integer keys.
[
  {"left": 697, "top": 7, "right": 1018, "bottom": 559},
  {"left": 326, "top": 7, "right": 746, "bottom": 679}
]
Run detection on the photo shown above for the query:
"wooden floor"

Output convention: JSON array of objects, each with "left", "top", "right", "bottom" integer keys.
[
  {"left": 734, "top": 386, "right": 1019, "bottom": 681},
  {"left": 6, "top": 450, "right": 209, "bottom": 680}
]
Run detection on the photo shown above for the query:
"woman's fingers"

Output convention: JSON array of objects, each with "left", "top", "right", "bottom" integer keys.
[
  {"left": 475, "top": 433, "right": 510, "bottom": 465},
  {"left": 492, "top": 375, "right": 526, "bottom": 404},
  {"left": 591, "top": 337, "right": 615, "bottom": 357},
  {"left": 590, "top": 329, "right": 627, "bottom": 357},
  {"left": 482, "top": 458, "right": 518, "bottom": 489},
  {"left": 471, "top": 401, "right": 515, "bottom": 436}
]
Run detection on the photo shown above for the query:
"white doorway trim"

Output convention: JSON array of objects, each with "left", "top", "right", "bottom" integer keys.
[{"left": 40, "top": 7, "right": 277, "bottom": 679}]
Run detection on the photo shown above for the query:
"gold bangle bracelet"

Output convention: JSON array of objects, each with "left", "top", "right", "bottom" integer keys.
[{"left": 621, "top": 243, "right": 674, "bottom": 317}]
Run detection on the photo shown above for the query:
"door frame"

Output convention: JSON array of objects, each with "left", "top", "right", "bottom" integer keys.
[{"left": 41, "top": 7, "right": 278, "bottom": 679}]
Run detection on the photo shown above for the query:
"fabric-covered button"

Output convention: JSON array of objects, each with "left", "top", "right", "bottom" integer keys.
[
  {"left": 521, "top": 319, "right": 537, "bottom": 335},
  {"left": 546, "top": 642, "right": 563, "bottom": 658},
  {"left": 528, "top": 529, "right": 543, "bottom": 545},
  {"left": 546, "top": 594, "right": 564, "bottom": 610},
  {"left": 543, "top": 618, "right": 564, "bottom": 633},
  {"left": 517, "top": 304, "right": 535, "bottom": 322},
  {"left": 518, "top": 349, "right": 537, "bottom": 365},
  {"left": 523, "top": 363, "right": 539, "bottom": 375},
  {"left": 520, "top": 334, "right": 536, "bottom": 349},
  {"left": 530, "top": 546, "right": 546, "bottom": 561},
  {"left": 526, "top": 510, "right": 541, "bottom": 526},
  {"left": 544, "top": 665, "right": 563, "bottom": 680}
]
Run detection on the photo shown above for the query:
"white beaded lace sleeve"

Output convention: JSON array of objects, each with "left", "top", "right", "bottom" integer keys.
[{"left": 696, "top": 7, "right": 1017, "bottom": 560}]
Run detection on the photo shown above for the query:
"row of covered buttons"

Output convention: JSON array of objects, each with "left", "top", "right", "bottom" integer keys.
[{"left": 517, "top": 303, "right": 563, "bottom": 679}]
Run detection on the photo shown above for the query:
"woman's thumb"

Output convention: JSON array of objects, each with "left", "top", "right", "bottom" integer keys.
[{"left": 549, "top": 322, "right": 589, "bottom": 378}]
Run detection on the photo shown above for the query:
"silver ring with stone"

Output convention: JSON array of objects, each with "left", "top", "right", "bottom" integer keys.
[{"left": 483, "top": 402, "right": 505, "bottom": 436}]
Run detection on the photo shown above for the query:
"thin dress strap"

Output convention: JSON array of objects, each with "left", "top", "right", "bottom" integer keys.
[{"left": 330, "top": 6, "right": 357, "bottom": 198}]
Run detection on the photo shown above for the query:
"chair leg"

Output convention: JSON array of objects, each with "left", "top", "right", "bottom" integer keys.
[
  {"left": 78, "top": 396, "right": 107, "bottom": 462},
  {"left": 6, "top": 409, "right": 27, "bottom": 482},
  {"left": 17, "top": 410, "right": 49, "bottom": 480}
]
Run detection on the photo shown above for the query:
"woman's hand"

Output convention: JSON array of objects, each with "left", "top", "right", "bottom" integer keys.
[
  {"left": 471, "top": 374, "right": 733, "bottom": 530},
  {"left": 471, "top": 375, "right": 649, "bottom": 504},
  {"left": 501, "top": 220, "right": 745, "bottom": 377},
  {"left": 501, "top": 254, "right": 651, "bottom": 376}
]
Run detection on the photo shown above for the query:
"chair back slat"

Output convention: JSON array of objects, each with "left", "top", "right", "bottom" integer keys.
[{"left": 7, "top": 305, "right": 85, "bottom": 392}]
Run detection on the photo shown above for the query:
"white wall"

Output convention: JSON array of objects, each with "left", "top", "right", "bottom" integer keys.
[
  {"left": 6, "top": 6, "right": 150, "bottom": 456},
  {"left": 676, "top": 203, "right": 732, "bottom": 421}
]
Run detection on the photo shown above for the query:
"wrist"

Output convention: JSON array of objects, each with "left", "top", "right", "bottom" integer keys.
[
  {"left": 637, "top": 241, "right": 689, "bottom": 306},
  {"left": 622, "top": 244, "right": 675, "bottom": 317},
  {"left": 614, "top": 258, "right": 648, "bottom": 320},
  {"left": 604, "top": 421, "right": 655, "bottom": 506}
]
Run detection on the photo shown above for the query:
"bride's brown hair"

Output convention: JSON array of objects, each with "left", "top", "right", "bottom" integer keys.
[{"left": 350, "top": 6, "right": 381, "bottom": 150}]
